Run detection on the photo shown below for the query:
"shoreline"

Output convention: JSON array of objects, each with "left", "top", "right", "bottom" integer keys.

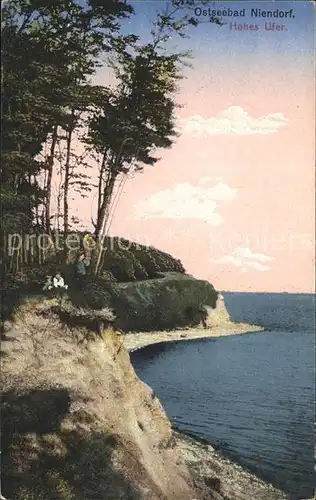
[
  {"left": 125, "top": 322, "right": 291, "bottom": 499},
  {"left": 123, "top": 321, "right": 264, "bottom": 352},
  {"left": 173, "top": 430, "right": 289, "bottom": 500}
]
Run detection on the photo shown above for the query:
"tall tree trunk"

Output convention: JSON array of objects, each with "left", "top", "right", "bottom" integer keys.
[
  {"left": 56, "top": 143, "right": 64, "bottom": 234},
  {"left": 63, "top": 126, "right": 73, "bottom": 258},
  {"left": 97, "top": 152, "right": 107, "bottom": 225},
  {"left": 57, "top": 182, "right": 62, "bottom": 233},
  {"left": 94, "top": 138, "right": 130, "bottom": 238},
  {"left": 45, "top": 125, "right": 58, "bottom": 233},
  {"left": 94, "top": 173, "right": 118, "bottom": 277},
  {"left": 94, "top": 171, "right": 116, "bottom": 239}
]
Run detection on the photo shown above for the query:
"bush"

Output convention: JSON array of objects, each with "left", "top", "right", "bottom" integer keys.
[
  {"left": 66, "top": 279, "right": 113, "bottom": 311},
  {"left": 100, "top": 270, "right": 116, "bottom": 283},
  {"left": 98, "top": 237, "right": 185, "bottom": 282},
  {"left": 102, "top": 249, "right": 135, "bottom": 282},
  {"left": 130, "top": 247, "right": 160, "bottom": 278},
  {"left": 1, "top": 273, "right": 32, "bottom": 321},
  {"left": 133, "top": 260, "right": 148, "bottom": 280},
  {"left": 111, "top": 273, "right": 218, "bottom": 332}
]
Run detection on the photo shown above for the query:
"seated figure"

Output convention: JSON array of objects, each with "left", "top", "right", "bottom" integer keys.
[
  {"left": 42, "top": 276, "right": 53, "bottom": 291},
  {"left": 53, "top": 273, "right": 68, "bottom": 290}
]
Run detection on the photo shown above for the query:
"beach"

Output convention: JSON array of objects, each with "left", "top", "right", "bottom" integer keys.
[
  {"left": 124, "top": 321, "right": 264, "bottom": 352},
  {"left": 174, "top": 430, "right": 288, "bottom": 500}
]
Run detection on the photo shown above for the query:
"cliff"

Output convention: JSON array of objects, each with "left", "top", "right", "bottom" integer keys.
[
  {"left": 1, "top": 297, "right": 201, "bottom": 500},
  {"left": 201, "top": 294, "right": 231, "bottom": 328},
  {"left": 1, "top": 297, "right": 288, "bottom": 500}
]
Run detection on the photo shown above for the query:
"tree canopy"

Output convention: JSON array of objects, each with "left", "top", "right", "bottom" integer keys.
[{"left": 1, "top": 0, "right": 220, "bottom": 272}]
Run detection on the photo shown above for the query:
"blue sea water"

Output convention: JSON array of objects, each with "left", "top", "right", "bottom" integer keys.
[{"left": 131, "top": 293, "right": 315, "bottom": 499}]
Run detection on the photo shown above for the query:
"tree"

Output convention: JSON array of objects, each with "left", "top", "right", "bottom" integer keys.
[
  {"left": 86, "top": 1, "right": 221, "bottom": 273},
  {"left": 1, "top": 0, "right": 135, "bottom": 266},
  {"left": 88, "top": 0, "right": 222, "bottom": 240},
  {"left": 1, "top": 0, "right": 220, "bottom": 272}
]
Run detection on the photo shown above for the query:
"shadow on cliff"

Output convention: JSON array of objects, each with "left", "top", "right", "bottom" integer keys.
[{"left": 1, "top": 388, "right": 142, "bottom": 500}]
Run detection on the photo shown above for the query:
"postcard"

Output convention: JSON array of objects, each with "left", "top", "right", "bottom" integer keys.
[{"left": 2, "top": 1, "right": 315, "bottom": 499}]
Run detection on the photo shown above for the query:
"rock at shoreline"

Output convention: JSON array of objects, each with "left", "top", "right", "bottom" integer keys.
[
  {"left": 175, "top": 431, "right": 289, "bottom": 500},
  {"left": 201, "top": 294, "right": 231, "bottom": 328}
]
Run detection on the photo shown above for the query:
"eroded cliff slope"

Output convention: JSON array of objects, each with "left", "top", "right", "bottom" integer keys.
[{"left": 1, "top": 298, "right": 199, "bottom": 500}]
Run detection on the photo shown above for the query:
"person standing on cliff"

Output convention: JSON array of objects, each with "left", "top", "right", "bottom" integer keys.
[{"left": 75, "top": 251, "right": 90, "bottom": 289}]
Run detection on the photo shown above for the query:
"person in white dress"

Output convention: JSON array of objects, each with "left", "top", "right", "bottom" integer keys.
[{"left": 53, "top": 273, "right": 68, "bottom": 290}]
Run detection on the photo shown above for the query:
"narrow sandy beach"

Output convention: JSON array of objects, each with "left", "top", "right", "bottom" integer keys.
[{"left": 124, "top": 321, "right": 264, "bottom": 352}]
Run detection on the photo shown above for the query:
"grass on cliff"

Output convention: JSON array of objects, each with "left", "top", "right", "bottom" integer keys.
[
  {"left": 1, "top": 237, "right": 219, "bottom": 333},
  {"left": 0, "top": 237, "right": 185, "bottom": 320},
  {"left": 1, "top": 236, "right": 185, "bottom": 322}
]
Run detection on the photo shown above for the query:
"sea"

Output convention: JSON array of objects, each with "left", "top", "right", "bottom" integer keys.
[{"left": 131, "top": 293, "right": 315, "bottom": 500}]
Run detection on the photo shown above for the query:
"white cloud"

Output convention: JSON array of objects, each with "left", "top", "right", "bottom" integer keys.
[
  {"left": 213, "top": 246, "right": 276, "bottom": 272},
  {"left": 198, "top": 176, "right": 223, "bottom": 185},
  {"left": 177, "top": 106, "right": 289, "bottom": 136},
  {"left": 134, "top": 181, "right": 237, "bottom": 225}
]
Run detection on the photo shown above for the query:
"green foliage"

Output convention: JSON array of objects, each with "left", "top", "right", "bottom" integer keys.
[
  {"left": 145, "top": 245, "right": 185, "bottom": 273},
  {"left": 99, "top": 237, "right": 185, "bottom": 281},
  {"left": 1, "top": 233, "right": 187, "bottom": 327},
  {"left": 111, "top": 274, "right": 218, "bottom": 332},
  {"left": 100, "top": 269, "right": 117, "bottom": 282},
  {"left": 1, "top": 0, "right": 221, "bottom": 273},
  {"left": 1, "top": 0, "right": 219, "bottom": 335},
  {"left": 81, "top": 280, "right": 113, "bottom": 310},
  {"left": 129, "top": 256, "right": 149, "bottom": 280},
  {"left": 102, "top": 248, "right": 135, "bottom": 282},
  {"left": 1, "top": 273, "right": 32, "bottom": 321},
  {"left": 1, "top": 0, "right": 135, "bottom": 246}
]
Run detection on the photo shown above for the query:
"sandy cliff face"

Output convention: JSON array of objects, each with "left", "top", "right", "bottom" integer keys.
[{"left": 1, "top": 298, "right": 200, "bottom": 500}]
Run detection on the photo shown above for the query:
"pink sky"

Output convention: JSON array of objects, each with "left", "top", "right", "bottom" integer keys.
[{"left": 71, "top": 2, "right": 315, "bottom": 293}]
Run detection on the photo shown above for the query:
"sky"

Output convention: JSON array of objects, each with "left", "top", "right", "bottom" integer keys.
[{"left": 73, "top": 0, "right": 315, "bottom": 293}]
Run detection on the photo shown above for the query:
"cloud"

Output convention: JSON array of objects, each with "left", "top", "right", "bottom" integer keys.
[
  {"left": 212, "top": 246, "right": 276, "bottom": 272},
  {"left": 177, "top": 106, "right": 289, "bottom": 136},
  {"left": 199, "top": 176, "right": 223, "bottom": 185},
  {"left": 134, "top": 181, "right": 237, "bottom": 225}
]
